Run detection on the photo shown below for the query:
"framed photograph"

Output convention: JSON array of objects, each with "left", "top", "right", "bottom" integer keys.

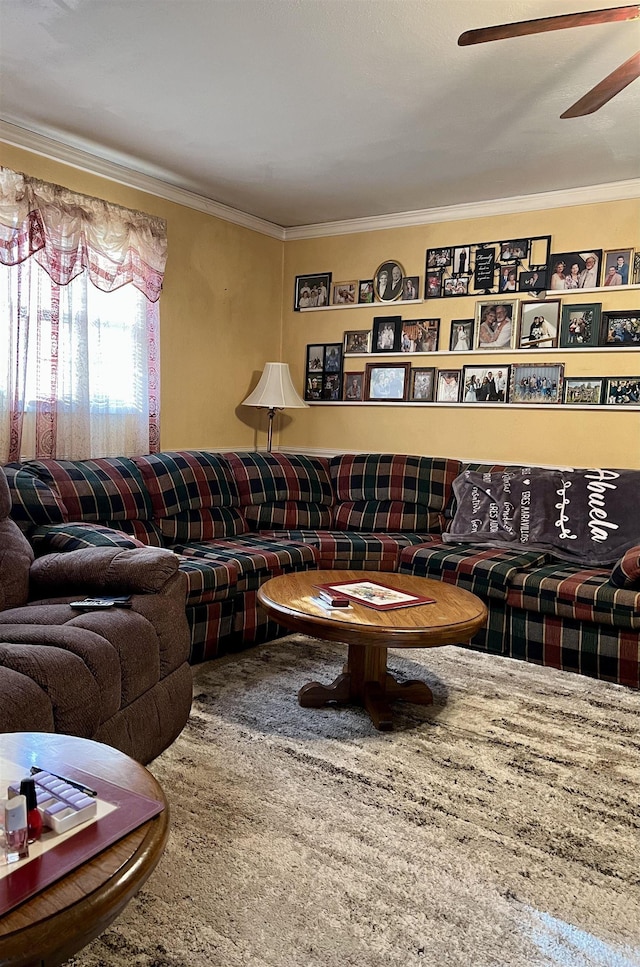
[
  {"left": 401, "top": 276, "right": 420, "bottom": 301},
  {"left": 603, "top": 377, "right": 640, "bottom": 405},
  {"left": 518, "top": 268, "right": 548, "bottom": 292},
  {"left": 343, "top": 372, "right": 364, "bottom": 401},
  {"left": 452, "top": 246, "right": 470, "bottom": 275},
  {"left": 408, "top": 367, "right": 436, "bottom": 402},
  {"left": 364, "top": 362, "right": 411, "bottom": 401},
  {"left": 602, "top": 248, "right": 634, "bottom": 287},
  {"left": 358, "top": 280, "right": 374, "bottom": 304},
  {"left": 499, "top": 239, "right": 529, "bottom": 262},
  {"left": 474, "top": 299, "right": 517, "bottom": 350},
  {"left": 462, "top": 365, "right": 510, "bottom": 403},
  {"left": 294, "top": 272, "right": 331, "bottom": 310},
  {"left": 435, "top": 369, "right": 462, "bottom": 403},
  {"left": 518, "top": 300, "right": 560, "bottom": 349},
  {"left": 306, "top": 345, "right": 325, "bottom": 371},
  {"left": 600, "top": 310, "right": 640, "bottom": 346},
  {"left": 305, "top": 341, "right": 343, "bottom": 401},
  {"left": 400, "top": 318, "right": 439, "bottom": 353},
  {"left": 374, "top": 260, "right": 404, "bottom": 303},
  {"left": 443, "top": 275, "right": 470, "bottom": 296},
  {"left": 497, "top": 265, "right": 519, "bottom": 292},
  {"left": 323, "top": 373, "right": 341, "bottom": 401},
  {"left": 563, "top": 377, "right": 605, "bottom": 405},
  {"left": 548, "top": 250, "right": 602, "bottom": 290},
  {"left": 426, "top": 248, "right": 452, "bottom": 269},
  {"left": 559, "top": 303, "right": 601, "bottom": 348},
  {"left": 509, "top": 363, "right": 564, "bottom": 404},
  {"left": 324, "top": 343, "right": 342, "bottom": 373},
  {"left": 449, "top": 319, "right": 474, "bottom": 352},
  {"left": 331, "top": 280, "right": 357, "bottom": 305},
  {"left": 425, "top": 268, "right": 442, "bottom": 298},
  {"left": 305, "top": 374, "right": 323, "bottom": 400},
  {"left": 372, "top": 316, "right": 401, "bottom": 353},
  {"left": 343, "top": 329, "right": 372, "bottom": 354}
]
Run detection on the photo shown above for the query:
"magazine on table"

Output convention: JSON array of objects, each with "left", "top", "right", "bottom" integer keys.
[{"left": 314, "top": 579, "right": 435, "bottom": 611}]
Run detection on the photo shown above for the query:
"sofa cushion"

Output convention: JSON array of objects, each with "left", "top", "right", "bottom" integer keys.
[
  {"left": 3, "top": 464, "right": 68, "bottom": 531},
  {"left": 175, "top": 556, "right": 239, "bottom": 604},
  {"left": 333, "top": 500, "right": 440, "bottom": 532},
  {"left": 172, "top": 536, "right": 318, "bottom": 593},
  {"left": 609, "top": 545, "right": 640, "bottom": 590},
  {"left": 445, "top": 466, "right": 640, "bottom": 566},
  {"left": 158, "top": 507, "right": 248, "bottom": 542},
  {"left": 506, "top": 562, "right": 640, "bottom": 630},
  {"left": 244, "top": 501, "right": 332, "bottom": 530},
  {"left": 134, "top": 451, "right": 240, "bottom": 516},
  {"left": 224, "top": 452, "right": 334, "bottom": 505},
  {"left": 0, "top": 519, "right": 34, "bottom": 611},
  {"left": 398, "top": 542, "right": 551, "bottom": 601},
  {"left": 330, "top": 453, "right": 460, "bottom": 520},
  {"left": 23, "top": 458, "right": 152, "bottom": 522},
  {"left": 261, "top": 530, "right": 437, "bottom": 570},
  {"left": 30, "top": 523, "right": 147, "bottom": 554}
]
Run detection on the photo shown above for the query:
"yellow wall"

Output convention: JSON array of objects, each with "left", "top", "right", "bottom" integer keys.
[
  {"left": 0, "top": 142, "right": 284, "bottom": 450},
  {"left": 282, "top": 202, "right": 640, "bottom": 467},
  {"left": 2, "top": 141, "right": 639, "bottom": 465}
]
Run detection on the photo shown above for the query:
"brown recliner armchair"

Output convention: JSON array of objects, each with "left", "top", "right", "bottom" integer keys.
[{"left": 0, "top": 468, "right": 193, "bottom": 764}]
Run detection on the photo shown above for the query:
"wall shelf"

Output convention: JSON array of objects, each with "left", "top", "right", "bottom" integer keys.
[{"left": 307, "top": 401, "right": 640, "bottom": 410}]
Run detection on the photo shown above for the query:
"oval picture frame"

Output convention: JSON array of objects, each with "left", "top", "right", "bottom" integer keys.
[{"left": 373, "top": 260, "right": 405, "bottom": 303}]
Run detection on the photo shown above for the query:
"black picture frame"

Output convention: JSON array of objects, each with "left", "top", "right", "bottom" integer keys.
[
  {"left": 304, "top": 342, "right": 343, "bottom": 401},
  {"left": 408, "top": 367, "right": 436, "bottom": 402},
  {"left": 499, "top": 239, "right": 529, "bottom": 262},
  {"left": 603, "top": 377, "right": 640, "bottom": 405},
  {"left": 372, "top": 316, "right": 402, "bottom": 353},
  {"left": 373, "top": 260, "right": 404, "bottom": 303},
  {"left": 294, "top": 272, "right": 331, "bottom": 310},
  {"left": 518, "top": 268, "right": 548, "bottom": 292},
  {"left": 548, "top": 250, "right": 602, "bottom": 291},
  {"left": 364, "top": 362, "right": 411, "bottom": 401},
  {"left": 401, "top": 276, "right": 420, "bottom": 301},
  {"left": 449, "top": 319, "right": 474, "bottom": 352},
  {"left": 559, "top": 303, "right": 602, "bottom": 348},
  {"left": 462, "top": 365, "right": 510, "bottom": 403},
  {"left": 343, "top": 329, "right": 371, "bottom": 354},
  {"left": 600, "top": 310, "right": 640, "bottom": 346},
  {"left": 358, "top": 280, "right": 374, "bottom": 304}
]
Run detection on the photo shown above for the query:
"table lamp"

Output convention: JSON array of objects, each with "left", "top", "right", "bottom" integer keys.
[{"left": 241, "top": 362, "right": 308, "bottom": 451}]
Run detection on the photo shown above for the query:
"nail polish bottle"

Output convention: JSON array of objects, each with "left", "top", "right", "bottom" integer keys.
[
  {"left": 4, "top": 795, "right": 29, "bottom": 862},
  {"left": 20, "top": 778, "right": 43, "bottom": 843}
]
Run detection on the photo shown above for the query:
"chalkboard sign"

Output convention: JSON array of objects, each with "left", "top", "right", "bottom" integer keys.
[{"left": 474, "top": 248, "right": 496, "bottom": 290}]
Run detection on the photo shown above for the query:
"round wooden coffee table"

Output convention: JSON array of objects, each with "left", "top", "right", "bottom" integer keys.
[
  {"left": 258, "top": 569, "right": 488, "bottom": 730},
  {"left": 0, "top": 732, "right": 169, "bottom": 967}
]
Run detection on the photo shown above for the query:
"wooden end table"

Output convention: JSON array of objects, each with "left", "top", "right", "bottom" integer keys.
[
  {"left": 258, "top": 569, "right": 488, "bottom": 731},
  {"left": 0, "top": 733, "right": 169, "bottom": 967}
]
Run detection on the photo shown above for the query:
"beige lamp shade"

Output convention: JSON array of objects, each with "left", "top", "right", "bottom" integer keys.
[{"left": 241, "top": 362, "right": 307, "bottom": 450}]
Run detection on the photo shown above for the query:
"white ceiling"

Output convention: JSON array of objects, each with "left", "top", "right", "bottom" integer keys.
[{"left": 1, "top": 0, "right": 639, "bottom": 228}]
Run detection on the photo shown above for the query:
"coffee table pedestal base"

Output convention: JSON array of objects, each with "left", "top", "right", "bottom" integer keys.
[{"left": 298, "top": 643, "right": 433, "bottom": 730}]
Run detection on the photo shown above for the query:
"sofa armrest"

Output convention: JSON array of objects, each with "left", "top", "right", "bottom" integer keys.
[
  {"left": 29, "top": 546, "right": 180, "bottom": 597},
  {"left": 609, "top": 545, "right": 640, "bottom": 589}
]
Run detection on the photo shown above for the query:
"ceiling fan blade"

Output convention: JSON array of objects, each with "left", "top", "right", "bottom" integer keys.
[
  {"left": 458, "top": 4, "right": 639, "bottom": 46},
  {"left": 560, "top": 49, "right": 640, "bottom": 116}
]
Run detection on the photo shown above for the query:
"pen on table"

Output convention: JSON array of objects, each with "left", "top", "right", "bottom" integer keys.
[{"left": 30, "top": 766, "right": 98, "bottom": 798}]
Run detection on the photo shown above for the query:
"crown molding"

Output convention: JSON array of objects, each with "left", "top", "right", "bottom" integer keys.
[
  {"left": 2, "top": 120, "right": 638, "bottom": 243},
  {"left": 0, "top": 120, "right": 285, "bottom": 241},
  {"left": 283, "top": 179, "right": 640, "bottom": 240}
]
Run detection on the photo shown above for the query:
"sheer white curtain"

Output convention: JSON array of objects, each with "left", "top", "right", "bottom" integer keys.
[
  {"left": 0, "top": 167, "right": 166, "bottom": 462},
  {"left": 0, "top": 259, "right": 160, "bottom": 460}
]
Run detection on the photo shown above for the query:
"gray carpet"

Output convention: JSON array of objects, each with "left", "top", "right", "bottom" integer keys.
[{"left": 69, "top": 637, "right": 640, "bottom": 967}]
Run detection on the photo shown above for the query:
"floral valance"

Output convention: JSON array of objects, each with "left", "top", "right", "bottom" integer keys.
[{"left": 0, "top": 167, "right": 167, "bottom": 302}]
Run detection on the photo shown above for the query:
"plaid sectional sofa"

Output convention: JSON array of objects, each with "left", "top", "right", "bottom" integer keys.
[{"left": 4, "top": 450, "right": 639, "bottom": 689}]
